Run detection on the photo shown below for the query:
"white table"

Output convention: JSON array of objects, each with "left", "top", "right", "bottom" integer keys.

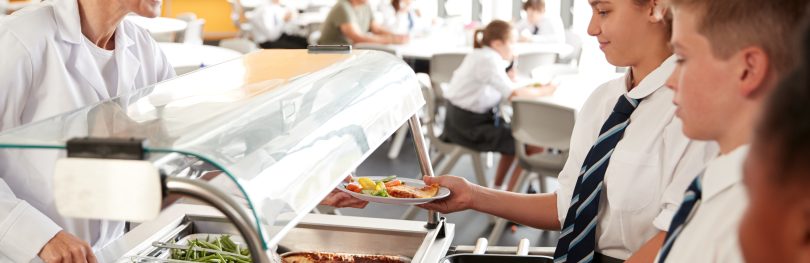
[
  {"left": 355, "top": 37, "right": 574, "bottom": 60},
  {"left": 158, "top": 43, "right": 243, "bottom": 75},
  {"left": 126, "top": 16, "right": 188, "bottom": 36},
  {"left": 524, "top": 72, "right": 623, "bottom": 112}
]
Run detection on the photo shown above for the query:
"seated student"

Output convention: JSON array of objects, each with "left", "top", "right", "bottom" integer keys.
[
  {"left": 246, "top": 0, "right": 309, "bottom": 49},
  {"left": 515, "top": 0, "right": 565, "bottom": 44},
  {"left": 441, "top": 20, "right": 554, "bottom": 191},
  {"left": 318, "top": 0, "right": 408, "bottom": 45},
  {"left": 739, "top": 21, "right": 810, "bottom": 263},
  {"left": 419, "top": 0, "right": 718, "bottom": 262},
  {"left": 377, "top": 0, "right": 426, "bottom": 35},
  {"left": 651, "top": 0, "right": 809, "bottom": 262}
]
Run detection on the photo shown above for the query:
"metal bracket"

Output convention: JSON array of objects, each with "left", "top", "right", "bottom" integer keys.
[{"left": 66, "top": 137, "right": 146, "bottom": 160}]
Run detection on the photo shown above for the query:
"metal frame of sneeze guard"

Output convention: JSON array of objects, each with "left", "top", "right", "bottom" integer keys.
[{"left": 0, "top": 49, "right": 441, "bottom": 261}]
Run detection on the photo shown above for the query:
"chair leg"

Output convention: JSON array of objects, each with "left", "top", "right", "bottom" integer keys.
[
  {"left": 387, "top": 125, "right": 409, "bottom": 159},
  {"left": 508, "top": 170, "right": 530, "bottom": 192},
  {"left": 431, "top": 152, "right": 445, "bottom": 168},
  {"left": 437, "top": 148, "right": 464, "bottom": 176},
  {"left": 487, "top": 217, "right": 509, "bottom": 246},
  {"left": 400, "top": 205, "right": 421, "bottom": 220},
  {"left": 470, "top": 152, "right": 488, "bottom": 187}
]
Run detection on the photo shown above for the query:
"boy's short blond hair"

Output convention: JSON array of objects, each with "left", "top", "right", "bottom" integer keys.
[{"left": 668, "top": 0, "right": 808, "bottom": 76}]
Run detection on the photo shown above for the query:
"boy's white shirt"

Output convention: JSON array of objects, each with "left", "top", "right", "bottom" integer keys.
[
  {"left": 657, "top": 145, "right": 749, "bottom": 263},
  {"left": 515, "top": 14, "right": 566, "bottom": 44},
  {"left": 555, "top": 55, "right": 720, "bottom": 259}
]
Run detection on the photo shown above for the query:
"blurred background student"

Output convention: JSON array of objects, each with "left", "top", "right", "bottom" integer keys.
[
  {"left": 318, "top": 0, "right": 409, "bottom": 45},
  {"left": 377, "top": 0, "right": 427, "bottom": 35},
  {"left": 247, "top": 0, "right": 309, "bottom": 49},
  {"left": 515, "top": 0, "right": 565, "bottom": 44},
  {"left": 441, "top": 20, "right": 553, "bottom": 191},
  {"left": 740, "top": 20, "right": 810, "bottom": 263}
]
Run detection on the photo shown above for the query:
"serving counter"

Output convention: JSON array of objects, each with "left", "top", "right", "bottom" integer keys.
[{"left": 0, "top": 49, "right": 453, "bottom": 262}]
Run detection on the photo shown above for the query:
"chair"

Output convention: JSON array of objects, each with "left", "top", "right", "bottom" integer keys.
[
  {"left": 515, "top": 51, "right": 557, "bottom": 80},
  {"left": 219, "top": 38, "right": 258, "bottom": 54},
  {"left": 487, "top": 98, "right": 576, "bottom": 244},
  {"left": 400, "top": 80, "right": 489, "bottom": 221},
  {"left": 428, "top": 52, "right": 468, "bottom": 102},
  {"left": 174, "top": 13, "right": 205, "bottom": 45},
  {"left": 531, "top": 30, "right": 584, "bottom": 80}
]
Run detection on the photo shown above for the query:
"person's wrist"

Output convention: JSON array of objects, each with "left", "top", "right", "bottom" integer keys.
[{"left": 466, "top": 183, "right": 484, "bottom": 211}]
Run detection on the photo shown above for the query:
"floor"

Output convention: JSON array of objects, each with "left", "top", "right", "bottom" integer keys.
[{"left": 338, "top": 135, "right": 561, "bottom": 248}]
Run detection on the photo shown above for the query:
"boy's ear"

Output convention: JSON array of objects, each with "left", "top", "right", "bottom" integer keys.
[
  {"left": 649, "top": 0, "right": 666, "bottom": 22},
  {"left": 737, "top": 47, "right": 771, "bottom": 99}
]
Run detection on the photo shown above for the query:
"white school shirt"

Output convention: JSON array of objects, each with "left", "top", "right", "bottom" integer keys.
[
  {"left": 515, "top": 14, "right": 566, "bottom": 44},
  {"left": 246, "top": 3, "right": 295, "bottom": 43},
  {"left": 555, "top": 56, "right": 719, "bottom": 259},
  {"left": 658, "top": 145, "right": 749, "bottom": 263},
  {"left": 0, "top": 0, "right": 175, "bottom": 262},
  {"left": 443, "top": 47, "right": 514, "bottom": 114}
]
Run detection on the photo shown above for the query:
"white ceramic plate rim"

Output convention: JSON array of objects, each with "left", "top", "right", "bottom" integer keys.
[{"left": 338, "top": 176, "right": 450, "bottom": 205}]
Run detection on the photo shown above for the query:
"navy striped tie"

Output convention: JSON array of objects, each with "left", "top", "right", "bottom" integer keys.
[
  {"left": 554, "top": 94, "right": 641, "bottom": 263},
  {"left": 657, "top": 174, "right": 704, "bottom": 263}
]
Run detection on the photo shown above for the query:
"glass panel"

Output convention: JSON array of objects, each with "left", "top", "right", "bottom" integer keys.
[{"left": 0, "top": 49, "right": 424, "bottom": 250}]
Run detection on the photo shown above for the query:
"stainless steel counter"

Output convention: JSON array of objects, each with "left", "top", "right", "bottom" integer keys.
[{"left": 102, "top": 204, "right": 455, "bottom": 262}]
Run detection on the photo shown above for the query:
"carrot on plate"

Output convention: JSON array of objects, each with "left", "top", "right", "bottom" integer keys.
[
  {"left": 384, "top": 180, "right": 402, "bottom": 188},
  {"left": 346, "top": 183, "right": 363, "bottom": 193}
]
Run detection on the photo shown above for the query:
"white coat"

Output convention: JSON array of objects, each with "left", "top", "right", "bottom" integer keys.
[{"left": 0, "top": 0, "right": 175, "bottom": 262}]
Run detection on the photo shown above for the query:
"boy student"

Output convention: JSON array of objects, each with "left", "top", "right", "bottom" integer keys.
[
  {"left": 516, "top": 0, "right": 566, "bottom": 44},
  {"left": 654, "top": 0, "right": 809, "bottom": 262},
  {"left": 419, "top": 0, "right": 718, "bottom": 262},
  {"left": 739, "top": 21, "right": 810, "bottom": 263}
]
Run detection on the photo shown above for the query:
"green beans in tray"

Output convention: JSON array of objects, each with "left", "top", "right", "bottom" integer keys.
[{"left": 169, "top": 235, "right": 251, "bottom": 263}]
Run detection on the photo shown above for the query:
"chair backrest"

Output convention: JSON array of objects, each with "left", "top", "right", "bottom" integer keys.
[
  {"left": 515, "top": 51, "right": 557, "bottom": 79},
  {"left": 179, "top": 18, "right": 205, "bottom": 45},
  {"left": 559, "top": 30, "right": 583, "bottom": 65},
  {"left": 420, "top": 82, "right": 442, "bottom": 143},
  {"left": 429, "top": 52, "right": 467, "bottom": 100},
  {"left": 511, "top": 98, "right": 575, "bottom": 151},
  {"left": 512, "top": 98, "right": 576, "bottom": 174},
  {"left": 219, "top": 37, "right": 258, "bottom": 54}
]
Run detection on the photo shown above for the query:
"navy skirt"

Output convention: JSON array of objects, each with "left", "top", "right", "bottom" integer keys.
[{"left": 440, "top": 103, "right": 516, "bottom": 155}]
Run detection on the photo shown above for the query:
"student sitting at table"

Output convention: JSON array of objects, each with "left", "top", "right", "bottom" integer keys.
[
  {"left": 246, "top": 0, "right": 310, "bottom": 49},
  {"left": 377, "top": 0, "right": 426, "bottom": 35},
  {"left": 420, "top": 0, "right": 719, "bottom": 261},
  {"left": 441, "top": 20, "right": 554, "bottom": 191},
  {"left": 515, "top": 0, "right": 565, "bottom": 44},
  {"left": 738, "top": 19, "right": 810, "bottom": 263},
  {"left": 318, "top": 0, "right": 409, "bottom": 45}
]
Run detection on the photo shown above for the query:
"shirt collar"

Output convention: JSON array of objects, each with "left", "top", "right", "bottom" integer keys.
[
  {"left": 702, "top": 144, "right": 750, "bottom": 201},
  {"left": 53, "top": 0, "right": 83, "bottom": 44},
  {"left": 625, "top": 55, "right": 677, "bottom": 100},
  {"left": 53, "top": 0, "right": 135, "bottom": 49}
]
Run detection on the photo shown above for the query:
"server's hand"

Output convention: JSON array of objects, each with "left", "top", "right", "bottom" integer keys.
[
  {"left": 319, "top": 175, "right": 369, "bottom": 208},
  {"left": 38, "top": 231, "right": 98, "bottom": 263},
  {"left": 417, "top": 175, "right": 478, "bottom": 214},
  {"left": 320, "top": 189, "right": 369, "bottom": 208}
]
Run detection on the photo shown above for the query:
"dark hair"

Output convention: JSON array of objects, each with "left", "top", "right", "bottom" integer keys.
[
  {"left": 523, "top": 0, "right": 546, "bottom": 12},
  {"left": 473, "top": 20, "right": 512, "bottom": 49},
  {"left": 754, "top": 18, "right": 810, "bottom": 183},
  {"left": 392, "top": 0, "right": 402, "bottom": 12}
]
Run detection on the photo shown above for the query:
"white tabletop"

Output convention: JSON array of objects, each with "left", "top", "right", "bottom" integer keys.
[
  {"left": 527, "top": 72, "right": 623, "bottom": 112},
  {"left": 126, "top": 16, "right": 188, "bottom": 35},
  {"left": 355, "top": 36, "right": 574, "bottom": 60},
  {"left": 158, "top": 43, "right": 243, "bottom": 74}
]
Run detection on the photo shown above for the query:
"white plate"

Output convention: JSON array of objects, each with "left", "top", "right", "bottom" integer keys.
[{"left": 338, "top": 176, "right": 450, "bottom": 205}]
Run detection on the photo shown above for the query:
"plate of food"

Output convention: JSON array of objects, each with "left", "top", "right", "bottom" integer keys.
[{"left": 338, "top": 175, "right": 450, "bottom": 205}]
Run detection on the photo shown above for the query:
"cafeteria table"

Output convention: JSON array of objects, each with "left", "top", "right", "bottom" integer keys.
[{"left": 158, "top": 43, "right": 243, "bottom": 75}]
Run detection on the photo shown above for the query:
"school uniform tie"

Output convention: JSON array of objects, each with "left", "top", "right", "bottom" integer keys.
[
  {"left": 532, "top": 25, "right": 540, "bottom": 35},
  {"left": 657, "top": 174, "right": 704, "bottom": 263},
  {"left": 553, "top": 94, "right": 642, "bottom": 263}
]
